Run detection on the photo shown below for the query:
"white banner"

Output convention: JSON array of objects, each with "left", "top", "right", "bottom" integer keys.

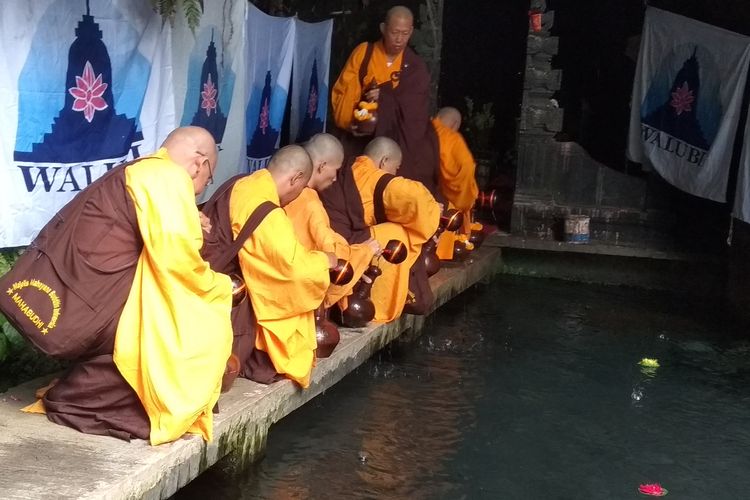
[
  {"left": 245, "top": 4, "right": 295, "bottom": 171},
  {"left": 0, "top": 0, "right": 174, "bottom": 247},
  {"left": 290, "top": 17, "right": 332, "bottom": 143},
  {"left": 173, "top": 0, "right": 247, "bottom": 199},
  {"left": 627, "top": 7, "right": 750, "bottom": 202}
]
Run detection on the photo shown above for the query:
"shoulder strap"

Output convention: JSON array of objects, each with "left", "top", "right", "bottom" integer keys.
[
  {"left": 213, "top": 201, "right": 278, "bottom": 271},
  {"left": 359, "top": 42, "right": 375, "bottom": 87},
  {"left": 201, "top": 174, "right": 245, "bottom": 214},
  {"left": 373, "top": 173, "right": 395, "bottom": 225}
]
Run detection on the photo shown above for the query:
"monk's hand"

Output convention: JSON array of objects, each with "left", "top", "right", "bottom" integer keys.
[
  {"left": 365, "top": 238, "right": 382, "bottom": 256},
  {"left": 199, "top": 211, "right": 212, "bottom": 234},
  {"left": 325, "top": 252, "right": 338, "bottom": 269},
  {"left": 364, "top": 87, "right": 380, "bottom": 102}
]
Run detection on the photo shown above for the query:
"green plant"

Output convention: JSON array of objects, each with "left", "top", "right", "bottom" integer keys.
[
  {"left": 463, "top": 97, "right": 496, "bottom": 151},
  {"left": 151, "top": 0, "right": 204, "bottom": 33}
]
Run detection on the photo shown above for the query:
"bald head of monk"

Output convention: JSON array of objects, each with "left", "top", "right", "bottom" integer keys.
[
  {"left": 267, "top": 144, "right": 313, "bottom": 206},
  {"left": 380, "top": 6, "right": 414, "bottom": 58},
  {"left": 364, "top": 136, "right": 402, "bottom": 176},
  {"left": 304, "top": 133, "right": 345, "bottom": 192},
  {"left": 161, "top": 126, "right": 218, "bottom": 196},
  {"left": 436, "top": 107, "right": 462, "bottom": 132}
]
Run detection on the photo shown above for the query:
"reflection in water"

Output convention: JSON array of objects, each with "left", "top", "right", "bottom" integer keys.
[{"left": 175, "top": 276, "right": 750, "bottom": 500}]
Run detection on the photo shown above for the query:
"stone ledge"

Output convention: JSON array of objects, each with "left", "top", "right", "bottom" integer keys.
[{"left": 0, "top": 247, "right": 500, "bottom": 500}]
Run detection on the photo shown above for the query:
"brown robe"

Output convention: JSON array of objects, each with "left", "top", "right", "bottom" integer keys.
[{"left": 35, "top": 165, "right": 149, "bottom": 440}]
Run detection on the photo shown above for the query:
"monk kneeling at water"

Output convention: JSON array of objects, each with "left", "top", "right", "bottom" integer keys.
[
  {"left": 284, "top": 134, "right": 381, "bottom": 311},
  {"left": 2, "top": 127, "right": 233, "bottom": 445},
  {"left": 227, "top": 145, "right": 340, "bottom": 388},
  {"left": 322, "top": 137, "right": 441, "bottom": 322},
  {"left": 431, "top": 107, "right": 481, "bottom": 260}
]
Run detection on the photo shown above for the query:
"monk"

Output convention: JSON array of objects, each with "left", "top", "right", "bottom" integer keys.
[
  {"left": 323, "top": 137, "right": 440, "bottom": 322},
  {"left": 329, "top": 5, "right": 440, "bottom": 197},
  {"left": 5, "top": 126, "right": 233, "bottom": 445},
  {"left": 284, "top": 133, "right": 381, "bottom": 308},
  {"left": 228, "top": 145, "right": 337, "bottom": 388},
  {"left": 432, "top": 107, "right": 480, "bottom": 260}
]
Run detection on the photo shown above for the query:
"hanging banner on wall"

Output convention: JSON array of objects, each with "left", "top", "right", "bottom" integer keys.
[
  {"left": 627, "top": 7, "right": 750, "bottom": 202},
  {"left": 733, "top": 120, "right": 750, "bottom": 223},
  {"left": 245, "top": 4, "right": 295, "bottom": 171},
  {"left": 290, "top": 17, "right": 332, "bottom": 143},
  {"left": 172, "top": 0, "right": 246, "bottom": 197},
  {"left": 0, "top": 0, "right": 174, "bottom": 248}
]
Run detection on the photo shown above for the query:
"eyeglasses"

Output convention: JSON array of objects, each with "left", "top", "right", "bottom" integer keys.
[{"left": 196, "top": 150, "right": 214, "bottom": 185}]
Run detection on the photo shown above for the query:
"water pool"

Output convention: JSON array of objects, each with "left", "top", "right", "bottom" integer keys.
[{"left": 175, "top": 275, "right": 750, "bottom": 499}]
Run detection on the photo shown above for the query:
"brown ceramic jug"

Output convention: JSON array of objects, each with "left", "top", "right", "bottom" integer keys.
[
  {"left": 424, "top": 208, "right": 464, "bottom": 277},
  {"left": 315, "top": 305, "right": 340, "bottom": 358}
]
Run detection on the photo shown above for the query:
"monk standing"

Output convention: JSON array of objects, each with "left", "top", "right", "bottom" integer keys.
[
  {"left": 228, "top": 145, "right": 337, "bottom": 388},
  {"left": 432, "top": 107, "right": 479, "bottom": 259},
  {"left": 4, "top": 126, "right": 233, "bottom": 445},
  {"left": 329, "top": 5, "right": 440, "bottom": 197},
  {"left": 284, "top": 134, "right": 381, "bottom": 308}
]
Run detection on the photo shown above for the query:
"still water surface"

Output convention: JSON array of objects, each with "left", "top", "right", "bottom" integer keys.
[{"left": 176, "top": 276, "right": 750, "bottom": 499}]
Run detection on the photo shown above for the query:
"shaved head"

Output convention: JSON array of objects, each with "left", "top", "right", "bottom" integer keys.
[
  {"left": 384, "top": 5, "right": 413, "bottom": 24},
  {"left": 267, "top": 145, "right": 313, "bottom": 206},
  {"left": 380, "top": 6, "right": 414, "bottom": 57},
  {"left": 436, "top": 107, "right": 462, "bottom": 131},
  {"left": 160, "top": 126, "right": 217, "bottom": 195},
  {"left": 304, "top": 133, "right": 345, "bottom": 191},
  {"left": 364, "top": 137, "right": 402, "bottom": 175},
  {"left": 304, "top": 133, "right": 344, "bottom": 166}
]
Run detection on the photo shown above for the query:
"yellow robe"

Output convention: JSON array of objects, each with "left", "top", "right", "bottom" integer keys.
[
  {"left": 331, "top": 41, "right": 403, "bottom": 131},
  {"left": 351, "top": 156, "right": 440, "bottom": 321},
  {"left": 284, "top": 187, "right": 375, "bottom": 307},
  {"left": 113, "top": 149, "right": 234, "bottom": 445},
  {"left": 432, "top": 118, "right": 479, "bottom": 260},
  {"left": 230, "top": 170, "right": 330, "bottom": 388}
]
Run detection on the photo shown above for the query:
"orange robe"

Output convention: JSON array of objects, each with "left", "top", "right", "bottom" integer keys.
[
  {"left": 114, "top": 149, "right": 233, "bottom": 445},
  {"left": 229, "top": 170, "right": 330, "bottom": 388},
  {"left": 331, "top": 40, "right": 403, "bottom": 131},
  {"left": 432, "top": 118, "right": 479, "bottom": 260},
  {"left": 284, "top": 187, "right": 375, "bottom": 307},
  {"left": 351, "top": 156, "right": 440, "bottom": 321}
]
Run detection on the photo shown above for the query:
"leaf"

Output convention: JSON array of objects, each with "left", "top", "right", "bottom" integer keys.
[{"left": 183, "top": 0, "right": 203, "bottom": 33}]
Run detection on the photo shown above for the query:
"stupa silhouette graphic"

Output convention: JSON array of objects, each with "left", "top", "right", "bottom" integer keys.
[
  {"left": 642, "top": 48, "right": 709, "bottom": 151},
  {"left": 247, "top": 71, "right": 280, "bottom": 158},
  {"left": 190, "top": 31, "right": 227, "bottom": 143},
  {"left": 296, "top": 57, "right": 324, "bottom": 142},
  {"left": 14, "top": 0, "right": 142, "bottom": 163}
]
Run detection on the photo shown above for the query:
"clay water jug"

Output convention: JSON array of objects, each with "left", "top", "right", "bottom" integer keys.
[
  {"left": 339, "top": 239, "right": 405, "bottom": 327},
  {"left": 315, "top": 305, "right": 340, "bottom": 358},
  {"left": 354, "top": 79, "right": 379, "bottom": 136},
  {"left": 424, "top": 208, "right": 464, "bottom": 277},
  {"left": 330, "top": 259, "right": 355, "bottom": 286}
]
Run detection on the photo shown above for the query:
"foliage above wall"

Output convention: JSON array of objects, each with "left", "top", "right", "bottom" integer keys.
[{"left": 151, "top": 0, "right": 204, "bottom": 32}]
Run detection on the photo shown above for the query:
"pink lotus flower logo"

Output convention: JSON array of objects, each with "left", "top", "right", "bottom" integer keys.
[
  {"left": 259, "top": 98, "right": 270, "bottom": 135},
  {"left": 639, "top": 483, "right": 668, "bottom": 496},
  {"left": 201, "top": 73, "right": 218, "bottom": 117},
  {"left": 307, "top": 87, "right": 318, "bottom": 118},
  {"left": 68, "top": 61, "right": 108, "bottom": 123},
  {"left": 670, "top": 81, "right": 695, "bottom": 116}
]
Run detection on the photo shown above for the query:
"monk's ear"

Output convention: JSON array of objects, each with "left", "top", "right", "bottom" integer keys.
[
  {"left": 317, "top": 161, "right": 326, "bottom": 173},
  {"left": 379, "top": 22, "right": 386, "bottom": 36},
  {"left": 290, "top": 170, "right": 305, "bottom": 185}
]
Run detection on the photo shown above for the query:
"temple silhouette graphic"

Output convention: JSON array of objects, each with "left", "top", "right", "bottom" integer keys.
[
  {"left": 296, "top": 57, "right": 324, "bottom": 142},
  {"left": 189, "top": 32, "right": 227, "bottom": 144},
  {"left": 642, "top": 48, "right": 710, "bottom": 151},
  {"left": 247, "top": 71, "right": 280, "bottom": 159},
  {"left": 14, "top": 0, "right": 142, "bottom": 163}
]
